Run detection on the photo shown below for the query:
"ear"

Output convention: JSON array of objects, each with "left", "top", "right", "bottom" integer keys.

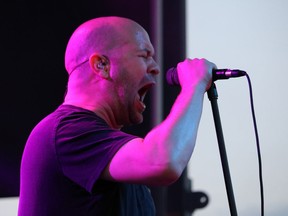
[{"left": 89, "top": 53, "right": 110, "bottom": 79}]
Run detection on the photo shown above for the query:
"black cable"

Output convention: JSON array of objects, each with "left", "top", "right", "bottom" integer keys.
[{"left": 245, "top": 74, "right": 264, "bottom": 216}]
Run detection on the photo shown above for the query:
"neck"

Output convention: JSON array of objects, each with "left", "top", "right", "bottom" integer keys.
[
  {"left": 65, "top": 73, "right": 123, "bottom": 130},
  {"left": 63, "top": 96, "right": 123, "bottom": 130}
]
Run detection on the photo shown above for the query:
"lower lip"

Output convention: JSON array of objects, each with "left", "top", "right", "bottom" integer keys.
[{"left": 136, "top": 99, "right": 146, "bottom": 113}]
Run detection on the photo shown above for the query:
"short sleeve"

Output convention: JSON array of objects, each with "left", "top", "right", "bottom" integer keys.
[{"left": 55, "top": 110, "right": 137, "bottom": 193}]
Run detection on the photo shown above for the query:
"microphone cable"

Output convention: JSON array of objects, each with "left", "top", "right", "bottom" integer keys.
[
  {"left": 245, "top": 73, "right": 264, "bottom": 216},
  {"left": 166, "top": 66, "right": 264, "bottom": 215}
]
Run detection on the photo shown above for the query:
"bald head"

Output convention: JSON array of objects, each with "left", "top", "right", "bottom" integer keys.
[
  {"left": 63, "top": 16, "right": 159, "bottom": 128},
  {"left": 65, "top": 16, "right": 146, "bottom": 74}
]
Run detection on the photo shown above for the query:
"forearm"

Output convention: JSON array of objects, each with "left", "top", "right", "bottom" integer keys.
[
  {"left": 143, "top": 83, "right": 206, "bottom": 180},
  {"left": 105, "top": 58, "right": 213, "bottom": 185}
]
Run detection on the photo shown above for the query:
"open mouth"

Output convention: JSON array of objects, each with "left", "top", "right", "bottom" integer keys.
[{"left": 138, "top": 83, "right": 154, "bottom": 103}]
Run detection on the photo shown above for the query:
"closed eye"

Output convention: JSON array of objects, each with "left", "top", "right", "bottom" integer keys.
[
  {"left": 138, "top": 48, "right": 153, "bottom": 59},
  {"left": 139, "top": 53, "right": 149, "bottom": 59}
]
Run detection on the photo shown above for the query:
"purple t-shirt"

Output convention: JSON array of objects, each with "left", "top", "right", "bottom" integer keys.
[{"left": 18, "top": 105, "right": 155, "bottom": 216}]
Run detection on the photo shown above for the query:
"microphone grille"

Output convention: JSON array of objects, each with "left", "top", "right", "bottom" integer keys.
[{"left": 166, "top": 67, "right": 179, "bottom": 85}]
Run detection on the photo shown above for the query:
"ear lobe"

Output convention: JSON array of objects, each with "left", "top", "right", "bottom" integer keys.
[{"left": 89, "top": 54, "right": 110, "bottom": 79}]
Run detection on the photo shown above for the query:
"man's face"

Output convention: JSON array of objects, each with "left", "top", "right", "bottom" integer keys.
[{"left": 108, "top": 28, "right": 160, "bottom": 126}]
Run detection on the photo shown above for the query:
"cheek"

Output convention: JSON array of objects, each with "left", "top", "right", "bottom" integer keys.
[
  {"left": 117, "top": 86, "right": 125, "bottom": 100},
  {"left": 115, "top": 82, "right": 132, "bottom": 103},
  {"left": 121, "top": 85, "right": 139, "bottom": 109}
]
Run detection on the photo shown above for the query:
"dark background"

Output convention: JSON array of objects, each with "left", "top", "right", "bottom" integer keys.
[
  {"left": 1, "top": 0, "right": 155, "bottom": 197},
  {"left": 1, "top": 0, "right": 207, "bottom": 215}
]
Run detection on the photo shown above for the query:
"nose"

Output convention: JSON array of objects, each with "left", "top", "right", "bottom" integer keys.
[{"left": 148, "top": 58, "right": 160, "bottom": 75}]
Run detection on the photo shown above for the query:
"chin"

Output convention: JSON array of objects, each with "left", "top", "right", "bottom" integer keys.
[{"left": 130, "top": 115, "right": 144, "bottom": 126}]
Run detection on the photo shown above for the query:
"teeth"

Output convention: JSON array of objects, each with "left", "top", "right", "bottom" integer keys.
[
  {"left": 140, "top": 94, "right": 145, "bottom": 102},
  {"left": 138, "top": 89, "right": 146, "bottom": 102}
]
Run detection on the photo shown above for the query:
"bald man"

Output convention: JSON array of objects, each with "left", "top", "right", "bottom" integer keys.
[{"left": 19, "top": 16, "right": 215, "bottom": 215}]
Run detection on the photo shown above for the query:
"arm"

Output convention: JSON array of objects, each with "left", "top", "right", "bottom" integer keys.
[{"left": 102, "top": 58, "right": 215, "bottom": 185}]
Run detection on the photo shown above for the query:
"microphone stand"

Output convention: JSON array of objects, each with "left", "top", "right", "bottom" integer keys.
[{"left": 207, "top": 83, "right": 238, "bottom": 216}]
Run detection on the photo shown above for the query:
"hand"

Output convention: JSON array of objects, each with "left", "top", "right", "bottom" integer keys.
[{"left": 176, "top": 58, "right": 216, "bottom": 91}]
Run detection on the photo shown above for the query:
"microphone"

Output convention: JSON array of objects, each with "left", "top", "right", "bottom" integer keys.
[{"left": 166, "top": 67, "right": 247, "bottom": 85}]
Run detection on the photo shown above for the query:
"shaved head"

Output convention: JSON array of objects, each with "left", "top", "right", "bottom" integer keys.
[
  {"left": 65, "top": 16, "right": 146, "bottom": 74},
  {"left": 63, "top": 16, "right": 158, "bottom": 128}
]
